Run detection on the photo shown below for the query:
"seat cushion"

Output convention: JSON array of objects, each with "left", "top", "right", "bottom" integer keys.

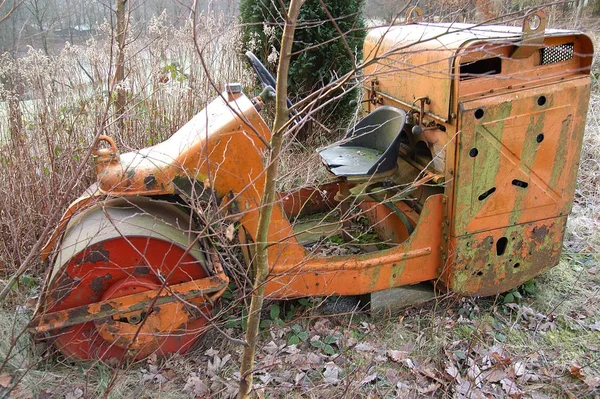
[{"left": 317, "top": 146, "right": 384, "bottom": 176}]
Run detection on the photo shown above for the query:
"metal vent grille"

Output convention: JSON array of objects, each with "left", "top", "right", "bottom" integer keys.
[{"left": 541, "top": 43, "right": 574, "bottom": 65}]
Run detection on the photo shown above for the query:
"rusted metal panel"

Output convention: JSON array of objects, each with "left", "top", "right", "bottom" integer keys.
[
  {"left": 446, "top": 217, "right": 566, "bottom": 296},
  {"left": 30, "top": 276, "right": 226, "bottom": 333},
  {"left": 264, "top": 194, "right": 445, "bottom": 298},
  {"left": 452, "top": 77, "right": 591, "bottom": 236},
  {"left": 363, "top": 23, "right": 593, "bottom": 123}
]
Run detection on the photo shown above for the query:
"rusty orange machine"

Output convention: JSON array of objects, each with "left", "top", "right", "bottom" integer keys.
[{"left": 30, "top": 10, "right": 594, "bottom": 361}]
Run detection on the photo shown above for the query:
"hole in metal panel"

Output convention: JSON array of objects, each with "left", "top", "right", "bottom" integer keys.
[
  {"left": 537, "top": 96, "right": 547, "bottom": 106},
  {"left": 512, "top": 179, "right": 529, "bottom": 188},
  {"left": 474, "top": 108, "right": 484, "bottom": 119},
  {"left": 469, "top": 148, "right": 479, "bottom": 157},
  {"left": 496, "top": 237, "right": 508, "bottom": 256},
  {"left": 478, "top": 187, "right": 496, "bottom": 201},
  {"left": 460, "top": 57, "right": 502, "bottom": 80},
  {"left": 540, "top": 42, "right": 574, "bottom": 65},
  {"left": 536, "top": 133, "right": 544, "bottom": 143},
  {"left": 513, "top": 263, "right": 521, "bottom": 269}
]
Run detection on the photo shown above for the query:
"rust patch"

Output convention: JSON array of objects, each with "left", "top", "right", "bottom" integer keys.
[
  {"left": 67, "top": 305, "right": 90, "bottom": 320},
  {"left": 90, "top": 273, "right": 113, "bottom": 294},
  {"left": 144, "top": 175, "right": 158, "bottom": 190},
  {"left": 99, "top": 303, "right": 113, "bottom": 313},
  {"left": 125, "top": 168, "right": 135, "bottom": 180},
  {"left": 532, "top": 224, "right": 549, "bottom": 243},
  {"left": 76, "top": 247, "right": 110, "bottom": 265},
  {"left": 133, "top": 266, "right": 150, "bottom": 276}
]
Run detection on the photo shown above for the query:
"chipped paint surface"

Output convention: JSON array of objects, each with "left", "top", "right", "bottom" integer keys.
[
  {"left": 446, "top": 76, "right": 591, "bottom": 295},
  {"left": 449, "top": 217, "right": 565, "bottom": 296}
]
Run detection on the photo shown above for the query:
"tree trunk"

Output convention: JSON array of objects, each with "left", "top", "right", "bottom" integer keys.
[
  {"left": 115, "top": 0, "right": 128, "bottom": 133},
  {"left": 575, "top": 0, "right": 585, "bottom": 26},
  {"left": 237, "top": 1, "right": 304, "bottom": 398}
]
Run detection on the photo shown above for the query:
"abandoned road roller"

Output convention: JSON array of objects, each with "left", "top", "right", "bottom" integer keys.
[{"left": 30, "top": 10, "right": 595, "bottom": 361}]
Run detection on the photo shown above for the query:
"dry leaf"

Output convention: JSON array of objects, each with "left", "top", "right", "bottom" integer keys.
[
  {"left": 205, "top": 347, "right": 219, "bottom": 357},
  {"left": 455, "top": 380, "right": 487, "bottom": 399},
  {"left": 396, "top": 381, "right": 411, "bottom": 396},
  {"left": 0, "top": 374, "right": 11, "bottom": 388},
  {"left": 65, "top": 388, "right": 83, "bottom": 399},
  {"left": 388, "top": 349, "right": 409, "bottom": 362},
  {"left": 513, "top": 361, "right": 526, "bottom": 377},
  {"left": 417, "top": 382, "right": 440, "bottom": 394},
  {"left": 162, "top": 369, "right": 177, "bottom": 381},
  {"left": 485, "top": 368, "right": 507, "bottom": 383},
  {"left": 323, "top": 362, "right": 340, "bottom": 384},
  {"left": 468, "top": 362, "right": 483, "bottom": 386},
  {"left": 500, "top": 378, "right": 523, "bottom": 398},
  {"left": 225, "top": 224, "right": 235, "bottom": 241},
  {"left": 570, "top": 360, "right": 585, "bottom": 380},
  {"left": 183, "top": 373, "right": 209, "bottom": 396},
  {"left": 294, "top": 372, "right": 306, "bottom": 385},
  {"left": 446, "top": 363, "right": 460, "bottom": 380},
  {"left": 360, "top": 373, "right": 377, "bottom": 385},
  {"left": 354, "top": 342, "right": 375, "bottom": 352},
  {"left": 207, "top": 353, "right": 231, "bottom": 376},
  {"left": 263, "top": 341, "right": 279, "bottom": 355},
  {"left": 257, "top": 372, "right": 272, "bottom": 384},
  {"left": 147, "top": 352, "right": 158, "bottom": 365},
  {"left": 584, "top": 375, "right": 600, "bottom": 388}
]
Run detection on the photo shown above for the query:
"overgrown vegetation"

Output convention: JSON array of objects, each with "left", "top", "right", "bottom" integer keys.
[
  {"left": 1, "top": 2, "right": 600, "bottom": 399},
  {"left": 239, "top": 0, "right": 366, "bottom": 128}
]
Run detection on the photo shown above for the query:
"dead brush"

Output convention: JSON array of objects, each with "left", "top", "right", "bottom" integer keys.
[
  {"left": 1, "top": 9, "right": 600, "bottom": 399},
  {"left": 0, "top": 15, "right": 250, "bottom": 281},
  {"left": 566, "top": 73, "right": 600, "bottom": 257},
  {"left": 0, "top": 13, "right": 254, "bottom": 398}
]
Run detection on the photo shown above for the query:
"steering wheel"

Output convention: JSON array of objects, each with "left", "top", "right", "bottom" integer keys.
[{"left": 244, "top": 51, "right": 299, "bottom": 122}]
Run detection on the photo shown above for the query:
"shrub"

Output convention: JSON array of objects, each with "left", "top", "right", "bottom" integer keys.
[{"left": 239, "top": 0, "right": 366, "bottom": 129}]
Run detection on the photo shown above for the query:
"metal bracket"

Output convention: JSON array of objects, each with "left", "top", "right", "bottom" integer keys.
[
  {"left": 28, "top": 275, "right": 228, "bottom": 333},
  {"left": 512, "top": 10, "right": 547, "bottom": 59}
]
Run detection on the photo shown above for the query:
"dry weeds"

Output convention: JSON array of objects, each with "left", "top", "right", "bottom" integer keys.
[{"left": 0, "top": 14, "right": 600, "bottom": 399}]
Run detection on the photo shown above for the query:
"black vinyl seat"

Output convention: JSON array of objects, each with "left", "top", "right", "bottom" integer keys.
[{"left": 317, "top": 106, "right": 407, "bottom": 177}]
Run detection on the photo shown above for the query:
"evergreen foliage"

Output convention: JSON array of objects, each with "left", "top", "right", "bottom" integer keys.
[{"left": 239, "top": 0, "right": 366, "bottom": 126}]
